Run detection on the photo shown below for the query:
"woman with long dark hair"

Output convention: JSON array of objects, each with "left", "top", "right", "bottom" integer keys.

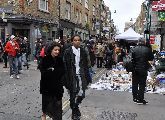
[{"left": 39, "top": 42, "right": 64, "bottom": 120}]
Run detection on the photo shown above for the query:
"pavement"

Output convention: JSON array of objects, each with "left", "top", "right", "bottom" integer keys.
[{"left": 0, "top": 61, "right": 42, "bottom": 120}]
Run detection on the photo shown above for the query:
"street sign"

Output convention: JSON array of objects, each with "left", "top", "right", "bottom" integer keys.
[
  {"left": 150, "top": 35, "right": 155, "bottom": 44},
  {"left": 0, "top": 6, "right": 13, "bottom": 14}
]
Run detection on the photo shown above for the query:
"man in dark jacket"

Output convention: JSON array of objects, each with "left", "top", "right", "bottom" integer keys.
[
  {"left": 131, "top": 38, "right": 154, "bottom": 105},
  {"left": 63, "top": 35, "right": 89, "bottom": 120},
  {"left": 2, "top": 34, "right": 10, "bottom": 68}
]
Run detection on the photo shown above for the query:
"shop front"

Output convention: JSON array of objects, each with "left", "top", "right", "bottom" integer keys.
[{"left": 60, "top": 19, "right": 75, "bottom": 39}]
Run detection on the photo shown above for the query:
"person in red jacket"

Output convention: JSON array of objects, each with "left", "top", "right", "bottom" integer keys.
[{"left": 5, "top": 35, "right": 20, "bottom": 79}]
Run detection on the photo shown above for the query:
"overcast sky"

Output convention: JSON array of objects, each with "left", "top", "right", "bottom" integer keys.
[{"left": 104, "top": 0, "right": 145, "bottom": 33}]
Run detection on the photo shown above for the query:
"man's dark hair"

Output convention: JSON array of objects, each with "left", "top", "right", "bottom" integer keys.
[
  {"left": 70, "top": 35, "right": 82, "bottom": 42},
  {"left": 137, "top": 38, "right": 146, "bottom": 45}
]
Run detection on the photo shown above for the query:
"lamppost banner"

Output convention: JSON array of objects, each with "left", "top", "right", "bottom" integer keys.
[
  {"left": 150, "top": 35, "right": 155, "bottom": 44},
  {"left": 152, "top": 1, "right": 160, "bottom": 11},
  {"left": 152, "top": 0, "right": 165, "bottom": 11}
]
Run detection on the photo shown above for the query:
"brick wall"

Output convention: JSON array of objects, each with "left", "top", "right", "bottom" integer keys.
[{"left": 0, "top": 0, "right": 58, "bottom": 23}]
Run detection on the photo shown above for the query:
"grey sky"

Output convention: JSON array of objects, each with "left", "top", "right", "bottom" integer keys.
[{"left": 104, "top": 0, "right": 145, "bottom": 33}]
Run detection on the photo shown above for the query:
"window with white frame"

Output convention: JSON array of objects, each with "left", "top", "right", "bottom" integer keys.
[
  {"left": 65, "top": 1, "right": 71, "bottom": 20},
  {"left": 85, "top": 0, "right": 88, "bottom": 9},
  {"left": 79, "top": 12, "right": 82, "bottom": 23},
  {"left": 85, "top": 13, "right": 88, "bottom": 23},
  {"left": 93, "top": 5, "right": 95, "bottom": 15},
  {"left": 39, "top": 0, "right": 49, "bottom": 11},
  {"left": 75, "top": 10, "right": 79, "bottom": 23},
  {"left": 77, "top": 0, "right": 82, "bottom": 3}
]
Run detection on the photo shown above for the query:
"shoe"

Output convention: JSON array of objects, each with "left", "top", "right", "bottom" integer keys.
[
  {"left": 71, "top": 114, "right": 80, "bottom": 120},
  {"left": 3, "top": 66, "right": 7, "bottom": 68},
  {"left": 76, "top": 108, "right": 81, "bottom": 117},
  {"left": 137, "top": 100, "right": 148, "bottom": 105},
  {"left": 10, "top": 75, "right": 14, "bottom": 79},
  {"left": 133, "top": 98, "right": 138, "bottom": 103},
  {"left": 72, "top": 108, "right": 81, "bottom": 120},
  {"left": 16, "top": 75, "right": 20, "bottom": 79}
]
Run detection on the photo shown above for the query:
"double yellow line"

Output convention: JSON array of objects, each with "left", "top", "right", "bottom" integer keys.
[
  {"left": 62, "top": 98, "right": 70, "bottom": 110},
  {"left": 62, "top": 68, "right": 106, "bottom": 110}
]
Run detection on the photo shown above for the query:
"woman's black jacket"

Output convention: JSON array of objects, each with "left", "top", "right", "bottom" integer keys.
[{"left": 39, "top": 55, "right": 65, "bottom": 100}]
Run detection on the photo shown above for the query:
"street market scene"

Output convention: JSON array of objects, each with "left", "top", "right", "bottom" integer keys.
[{"left": 0, "top": 0, "right": 165, "bottom": 120}]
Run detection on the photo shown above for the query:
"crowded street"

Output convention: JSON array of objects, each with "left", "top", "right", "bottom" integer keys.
[
  {"left": 0, "top": 0, "right": 165, "bottom": 120},
  {"left": 0, "top": 61, "right": 165, "bottom": 120}
]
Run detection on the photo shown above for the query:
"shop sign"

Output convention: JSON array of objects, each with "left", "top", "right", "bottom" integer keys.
[
  {"left": 150, "top": 35, "right": 155, "bottom": 44},
  {"left": 158, "top": 11, "right": 165, "bottom": 21},
  {"left": 151, "top": 35, "right": 161, "bottom": 51},
  {"left": 0, "top": 6, "right": 13, "bottom": 14}
]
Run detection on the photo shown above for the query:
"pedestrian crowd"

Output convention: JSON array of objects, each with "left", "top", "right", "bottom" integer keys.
[
  {"left": 0, "top": 34, "right": 156, "bottom": 120},
  {"left": 0, "top": 34, "right": 30, "bottom": 79}
]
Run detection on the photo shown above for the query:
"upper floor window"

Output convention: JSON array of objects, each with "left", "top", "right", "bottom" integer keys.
[
  {"left": 77, "top": 0, "right": 82, "bottom": 3},
  {"left": 85, "top": 13, "right": 88, "bottom": 23},
  {"left": 93, "top": 5, "right": 95, "bottom": 15},
  {"left": 75, "top": 10, "right": 79, "bottom": 23},
  {"left": 65, "top": 2, "right": 71, "bottom": 20},
  {"left": 39, "top": 0, "right": 49, "bottom": 12},
  {"left": 79, "top": 12, "right": 82, "bottom": 23},
  {"left": 85, "top": 0, "right": 88, "bottom": 9}
]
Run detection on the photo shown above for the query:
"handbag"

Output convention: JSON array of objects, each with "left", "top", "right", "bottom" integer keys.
[{"left": 123, "top": 53, "right": 134, "bottom": 72}]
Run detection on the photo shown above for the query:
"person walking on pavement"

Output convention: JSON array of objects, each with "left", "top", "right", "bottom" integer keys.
[
  {"left": 131, "top": 38, "right": 154, "bottom": 105},
  {"left": 63, "top": 35, "right": 90, "bottom": 120},
  {"left": 39, "top": 42, "right": 65, "bottom": 120},
  {"left": 95, "top": 42, "right": 105, "bottom": 68},
  {"left": 21, "top": 37, "right": 30, "bottom": 69},
  {"left": 4, "top": 35, "right": 20, "bottom": 79},
  {"left": 2, "top": 34, "right": 10, "bottom": 68}
]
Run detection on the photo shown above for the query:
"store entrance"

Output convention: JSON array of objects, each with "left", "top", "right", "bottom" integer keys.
[{"left": 12, "top": 28, "right": 30, "bottom": 38}]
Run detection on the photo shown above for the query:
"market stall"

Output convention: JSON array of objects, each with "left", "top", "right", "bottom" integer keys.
[{"left": 115, "top": 28, "right": 143, "bottom": 41}]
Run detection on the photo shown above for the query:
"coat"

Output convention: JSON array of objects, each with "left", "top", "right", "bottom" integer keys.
[
  {"left": 39, "top": 55, "right": 65, "bottom": 100},
  {"left": 131, "top": 45, "right": 154, "bottom": 72},
  {"left": 63, "top": 46, "right": 89, "bottom": 93},
  {"left": 5, "top": 40, "right": 19, "bottom": 57}
]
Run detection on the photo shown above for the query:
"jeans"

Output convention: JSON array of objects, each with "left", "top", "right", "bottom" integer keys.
[
  {"left": 22, "top": 53, "right": 28, "bottom": 66},
  {"left": 8, "top": 55, "right": 18, "bottom": 76},
  {"left": 17, "top": 56, "right": 22, "bottom": 70}
]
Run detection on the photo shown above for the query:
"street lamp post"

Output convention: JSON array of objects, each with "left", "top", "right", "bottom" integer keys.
[
  {"left": 109, "top": 10, "right": 116, "bottom": 40},
  {"left": 99, "top": 0, "right": 102, "bottom": 41},
  {"left": 144, "top": 0, "right": 152, "bottom": 44},
  {"left": 57, "top": 0, "right": 62, "bottom": 39}
]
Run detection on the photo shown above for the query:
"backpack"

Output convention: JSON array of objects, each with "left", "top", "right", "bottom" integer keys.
[
  {"left": 123, "top": 53, "right": 134, "bottom": 72},
  {"left": 40, "top": 47, "right": 45, "bottom": 57}
]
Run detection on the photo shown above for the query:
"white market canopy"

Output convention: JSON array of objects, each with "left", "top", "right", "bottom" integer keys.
[{"left": 115, "top": 28, "right": 143, "bottom": 40}]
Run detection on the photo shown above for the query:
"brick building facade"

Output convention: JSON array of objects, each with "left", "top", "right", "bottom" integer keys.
[
  {"left": 0, "top": 0, "right": 59, "bottom": 56},
  {"left": 0, "top": 0, "right": 111, "bottom": 44}
]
